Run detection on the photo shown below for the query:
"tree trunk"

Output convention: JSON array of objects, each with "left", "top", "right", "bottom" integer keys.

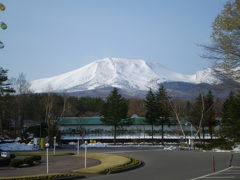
[
  {"left": 152, "top": 124, "right": 154, "bottom": 144},
  {"left": 202, "top": 126, "right": 205, "bottom": 145},
  {"left": 198, "top": 132, "right": 202, "bottom": 145},
  {"left": 209, "top": 125, "right": 213, "bottom": 141},
  {"left": 114, "top": 125, "right": 117, "bottom": 145},
  {"left": 161, "top": 123, "right": 164, "bottom": 145}
]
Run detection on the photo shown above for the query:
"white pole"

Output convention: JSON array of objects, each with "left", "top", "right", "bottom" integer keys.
[
  {"left": 190, "top": 124, "right": 194, "bottom": 150},
  {"left": 46, "top": 143, "right": 49, "bottom": 174},
  {"left": 77, "top": 139, "right": 79, "bottom": 155},
  {"left": 84, "top": 141, "right": 87, "bottom": 168},
  {"left": 191, "top": 124, "right": 193, "bottom": 138},
  {"left": 53, "top": 137, "right": 56, "bottom": 155},
  {"left": 47, "top": 147, "right": 49, "bottom": 174}
]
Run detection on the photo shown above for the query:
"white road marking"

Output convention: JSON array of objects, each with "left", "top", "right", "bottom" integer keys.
[
  {"left": 201, "top": 177, "right": 235, "bottom": 179},
  {"left": 190, "top": 167, "right": 232, "bottom": 180}
]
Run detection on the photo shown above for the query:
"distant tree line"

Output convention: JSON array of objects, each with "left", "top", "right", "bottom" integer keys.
[{"left": 0, "top": 67, "right": 240, "bottom": 146}]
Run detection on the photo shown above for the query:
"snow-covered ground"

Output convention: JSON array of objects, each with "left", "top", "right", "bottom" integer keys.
[
  {"left": 61, "top": 134, "right": 216, "bottom": 140},
  {"left": 0, "top": 142, "right": 38, "bottom": 151}
]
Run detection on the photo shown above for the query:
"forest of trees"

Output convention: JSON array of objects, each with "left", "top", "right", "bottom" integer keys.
[{"left": 1, "top": 67, "right": 239, "bottom": 147}]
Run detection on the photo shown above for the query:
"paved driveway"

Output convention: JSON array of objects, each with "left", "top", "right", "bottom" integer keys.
[
  {"left": 0, "top": 155, "right": 99, "bottom": 178},
  {"left": 84, "top": 149, "right": 240, "bottom": 180}
]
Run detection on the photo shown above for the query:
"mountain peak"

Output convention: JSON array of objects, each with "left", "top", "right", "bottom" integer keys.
[{"left": 30, "top": 57, "right": 217, "bottom": 93}]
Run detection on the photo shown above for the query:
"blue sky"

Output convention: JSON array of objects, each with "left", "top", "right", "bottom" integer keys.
[{"left": 1, "top": 0, "right": 227, "bottom": 81}]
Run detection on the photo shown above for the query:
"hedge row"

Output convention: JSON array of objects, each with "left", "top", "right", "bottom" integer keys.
[
  {"left": 10, "top": 155, "right": 41, "bottom": 167},
  {"left": 0, "top": 173, "right": 85, "bottom": 180},
  {"left": 0, "top": 153, "right": 16, "bottom": 166}
]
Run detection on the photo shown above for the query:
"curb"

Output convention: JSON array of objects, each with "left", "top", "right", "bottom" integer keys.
[
  {"left": 108, "top": 161, "right": 145, "bottom": 174},
  {"left": 52, "top": 175, "right": 86, "bottom": 180}
]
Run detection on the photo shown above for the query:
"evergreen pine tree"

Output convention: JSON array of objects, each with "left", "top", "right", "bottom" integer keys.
[
  {"left": 156, "top": 85, "right": 171, "bottom": 145},
  {"left": 205, "top": 90, "right": 216, "bottom": 140},
  {"left": 0, "top": 67, "right": 15, "bottom": 96},
  {"left": 101, "top": 88, "right": 128, "bottom": 145},
  {"left": 221, "top": 91, "right": 240, "bottom": 142},
  {"left": 144, "top": 89, "right": 158, "bottom": 143},
  {"left": 0, "top": 67, "right": 15, "bottom": 136}
]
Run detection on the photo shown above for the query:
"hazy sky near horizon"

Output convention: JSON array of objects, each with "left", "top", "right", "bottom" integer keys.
[{"left": 1, "top": 0, "right": 227, "bottom": 81}]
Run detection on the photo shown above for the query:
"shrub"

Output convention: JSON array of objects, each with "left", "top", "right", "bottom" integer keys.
[
  {"left": 0, "top": 157, "right": 11, "bottom": 166},
  {"left": 10, "top": 153, "right": 16, "bottom": 159},
  {"left": 23, "top": 157, "right": 34, "bottom": 165},
  {"left": 196, "top": 139, "right": 234, "bottom": 150},
  {"left": 10, "top": 159, "right": 24, "bottom": 167},
  {"left": 31, "top": 155, "right": 41, "bottom": 161}
]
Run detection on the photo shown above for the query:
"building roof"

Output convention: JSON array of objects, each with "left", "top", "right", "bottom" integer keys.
[{"left": 58, "top": 117, "right": 189, "bottom": 126}]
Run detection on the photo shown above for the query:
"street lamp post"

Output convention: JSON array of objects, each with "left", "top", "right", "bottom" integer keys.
[
  {"left": 53, "top": 136, "right": 56, "bottom": 155},
  {"left": 185, "top": 122, "right": 193, "bottom": 150},
  {"left": 45, "top": 143, "right": 49, "bottom": 174},
  {"left": 84, "top": 141, "right": 87, "bottom": 168},
  {"left": 77, "top": 139, "right": 80, "bottom": 155}
]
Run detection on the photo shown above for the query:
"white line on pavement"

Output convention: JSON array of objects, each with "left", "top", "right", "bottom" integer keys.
[
  {"left": 200, "top": 177, "right": 235, "bottom": 179},
  {"left": 190, "top": 167, "right": 233, "bottom": 180}
]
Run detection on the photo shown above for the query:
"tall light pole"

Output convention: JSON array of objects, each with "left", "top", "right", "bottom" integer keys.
[
  {"left": 53, "top": 136, "right": 56, "bottom": 155},
  {"left": 77, "top": 139, "right": 80, "bottom": 155},
  {"left": 45, "top": 143, "right": 49, "bottom": 174},
  {"left": 84, "top": 141, "right": 87, "bottom": 168},
  {"left": 185, "top": 121, "right": 193, "bottom": 150}
]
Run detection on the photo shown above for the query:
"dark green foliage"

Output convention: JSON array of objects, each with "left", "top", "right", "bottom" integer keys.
[
  {"left": 101, "top": 88, "right": 128, "bottom": 144},
  {"left": 10, "top": 153, "right": 16, "bottom": 159},
  {"left": 10, "top": 159, "right": 24, "bottom": 167},
  {"left": 221, "top": 91, "right": 240, "bottom": 142},
  {"left": 144, "top": 89, "right": 158, "bottom": 125},
  {"left": 205, "top": 91, "right": 217, "bottom": 140},
  {"left": 10, "top": 155, "right": 41, "bottom": 168},
  {"left": 156, "top": 85, "right": 171, "bottom": 145},
  {"left": 0, "top": 157, "right": 11, "bottom": 166},
  {"left": 144, "top": 89, "right": 158, "bottom": 142},
  {"left": 1, "top": 173, "right": 84, "bottom": 180},
  {"left": 23, "top": 122, "right": 48, "bottom": 139},
  {"left": 0, "top": 68, "right": 15, "bottom": 136},
  {"left": 23, "top": 157, "right": 34, "bottom": 165},
  {"left": 0, "top": 67, "right": 15, "bottom": 96},
  {"left": 189, "top": 93, "right": 205, "bottom": 128},
  {"left": 196, "top": 138, "right": 234, "bottom": 150},
  {"left": 31, "top": 155, "right": 41, "bottom": 161}
]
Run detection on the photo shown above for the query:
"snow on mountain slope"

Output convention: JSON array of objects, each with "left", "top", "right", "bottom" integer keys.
[{"left": 30, "top": 57, "right": 218, "bottom": 93}]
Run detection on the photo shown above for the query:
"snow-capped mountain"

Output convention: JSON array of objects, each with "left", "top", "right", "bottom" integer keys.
[{"left": 30, "top": 57, "right": 220, "bottom": 96}]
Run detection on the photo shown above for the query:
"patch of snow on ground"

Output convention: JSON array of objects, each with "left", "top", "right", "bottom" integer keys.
[
  {"left": 0, "top": 142, "right": 38, "bottom": 151},
  {"left": 233, "top": 145, "right": 240, "bottom": 153},
  {"left": 80, "top": 142, "right": 107, "bottom": 148},
  {"left": 164, "top": 146, "right": 179, "bottom": 151},
  {"left": 212, "top": 148, "right": 231, "bottom": 153}
]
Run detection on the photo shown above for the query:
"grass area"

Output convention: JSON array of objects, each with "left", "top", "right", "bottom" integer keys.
[
  {"left": 105, "top": 156, "right": 141, "bottom": 174},
  {"left": 13, "top": 151, "right": 74, "bottom": 156},
  {"left": 73, "top": 153, "right": 137, "bottom": 174},
  {"left": 6, "top": 152, "right": 141, "bottom": 178}
]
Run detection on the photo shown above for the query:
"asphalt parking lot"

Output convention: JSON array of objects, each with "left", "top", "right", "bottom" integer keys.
[
  {"left": 83, "top": 148, "right": 240, "bottom": 180},
  {"left": 192, "top": 166, "right": 240, "bottom": 180}
]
